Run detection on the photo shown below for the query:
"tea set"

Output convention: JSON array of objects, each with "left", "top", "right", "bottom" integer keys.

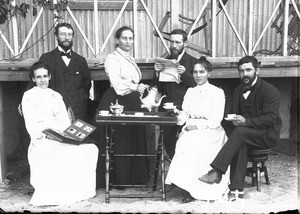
[{"left": 99, "top": 86, "right": 178, "bottom": 116}]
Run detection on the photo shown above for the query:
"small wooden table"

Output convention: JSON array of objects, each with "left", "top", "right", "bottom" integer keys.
[{"left": 96, "top": 111, "right": 177, "bottom": 203}]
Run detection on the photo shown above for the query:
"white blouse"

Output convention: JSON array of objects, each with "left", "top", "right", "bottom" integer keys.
[
  {"left": 178, "top": 81, "right": 225, "bottom": 129},
  {"left": 22, "top": 87, "right": 71, "bottom": 140},
  {"left": 105, "top": 47, "right": 142, "bottom": 96}
]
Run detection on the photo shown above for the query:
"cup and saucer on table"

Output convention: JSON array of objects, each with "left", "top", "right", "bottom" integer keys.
[
  {"left": 163, "top": 102, "right": 176, "bottom": 110},
  {"left": 99, "top": 110, "right": 110, "bottom": 116},
  {"left": 163, "top": 102, "right": 179, "bottom": 115}
]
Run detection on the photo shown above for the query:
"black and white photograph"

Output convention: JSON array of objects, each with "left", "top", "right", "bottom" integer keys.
[
  {"left": 67, "top": 127, "right": 77, "bottom": 134},
  {"left": 83, "top": 126, "right": 93, "bottom": 133},
  {"left": 76, "top": 132, "right": 86, "bottom": 139},
  {"left": 0, "top": 0, "right": 298, "bottom": 213}
]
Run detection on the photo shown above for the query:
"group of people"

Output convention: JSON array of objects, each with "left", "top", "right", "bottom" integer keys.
[{"left": 20, "top": 22, "right": 282, "bottom": 206}]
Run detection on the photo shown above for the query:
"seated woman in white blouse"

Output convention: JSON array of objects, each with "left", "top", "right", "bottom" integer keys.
[
  {"left": 165, "top": 57, "right": 230, "bottom": 203},
  {"left": 21, "top": 62, "right": 98, "bottom": 206}
]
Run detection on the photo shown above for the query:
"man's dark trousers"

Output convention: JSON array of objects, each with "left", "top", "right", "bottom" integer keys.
[{"left": 211, "top": 126, "right": 269, "bottom": 190}]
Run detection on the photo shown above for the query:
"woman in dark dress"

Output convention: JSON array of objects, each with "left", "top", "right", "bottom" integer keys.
[{"left": 96, "top": 26, "right": 150, "bottom": 187}]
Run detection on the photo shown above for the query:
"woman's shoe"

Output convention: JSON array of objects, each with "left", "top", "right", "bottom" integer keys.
[
  {"left": 158, "top": 184, "right": 175, "bottom": 193},
  {"left": 182, "top": 195, "right": 196, "bottom": 203}
]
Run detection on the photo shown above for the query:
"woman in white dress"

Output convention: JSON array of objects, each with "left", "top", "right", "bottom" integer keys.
[
  {"left": 165, "top": 56, "right": 229, "bottom": 202},
  {"left": 21, "top": 62, "right": 99, "bottom": 206}
]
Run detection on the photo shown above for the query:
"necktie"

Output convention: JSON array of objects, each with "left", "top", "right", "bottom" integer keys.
[
  {"left": 59, "top": 51, "right": 71, "bottom": 59},
  {"left": 242, "top": 86, "right": 254, "bottom": 94}
]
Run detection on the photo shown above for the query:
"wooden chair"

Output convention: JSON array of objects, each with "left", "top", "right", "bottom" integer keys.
[
  {"left": 152, "top": 1, "right": 229, "bottom": 56},
  {"left": 246, "top": 148, "right": 272, "bottom": 192}
]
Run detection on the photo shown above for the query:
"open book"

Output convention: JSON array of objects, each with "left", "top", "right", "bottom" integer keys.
[
  {"left": 42, "top": 119, "right": 96, "bottom": 145},
  {"left": 155, "top": 57, "right": 180, "bottom": 84}
]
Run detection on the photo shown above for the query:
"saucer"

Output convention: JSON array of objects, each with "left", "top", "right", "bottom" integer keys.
[
  {"left": 163, "top": 105, "right": 176, "bottom": 110},
  {"left": 224, "top": 117, "right": 238, "bottom": 121},
  {"left": 99, "top": 113, "right": 110, "bottom": 116}
]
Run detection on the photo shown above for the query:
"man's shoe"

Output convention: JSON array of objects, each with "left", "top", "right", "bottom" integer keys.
[
  {"left": 198, "top": 169, "right": 222, "bottom": 184},
  {"left": 182, "top": 194, "right": 196, "bottom": 203},
  {"left": 227, "top": 190, "right": 244, "bottom": 201}
]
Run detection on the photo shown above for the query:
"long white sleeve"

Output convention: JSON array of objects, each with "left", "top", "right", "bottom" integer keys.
[
  {"left": 22, "top": 88, "right": 71, "bottom": 140},
  {"left": 105, "top": 50, "right": 141, "bottom": 96}
]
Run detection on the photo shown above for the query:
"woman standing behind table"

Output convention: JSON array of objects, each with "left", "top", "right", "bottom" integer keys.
[
  {"left": 22, "top": 62, "right": 98, "bottom": 206},
  {"left": 97, "top": 26, "right": 150, "bottom": 186},
  {"left": 165, "top": 57, "right": 230, "bottom": 203}
]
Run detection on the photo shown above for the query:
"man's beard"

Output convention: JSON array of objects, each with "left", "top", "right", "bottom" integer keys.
[
  {"left": 241, "top": 74, "right": 256, "bottom": 88},
  {"left": 58, "top": 39, "right": 73, "bottom": 52},
  {"left": 170, "top": 46, "right": 184, "bottom": 59}
]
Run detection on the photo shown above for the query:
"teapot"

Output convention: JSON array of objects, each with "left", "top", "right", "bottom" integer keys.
[
  {"left": 110, "top": 99, "right": 124, "bottom": 116},
  {"left": 140, "top": 86, "right": 166, "bottom": 112}
]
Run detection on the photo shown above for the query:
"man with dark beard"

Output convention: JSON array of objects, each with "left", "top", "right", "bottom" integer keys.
[
  {"left": 32, "top": 22, "right": 91, "bottom": 121},
  {"left": 199, "top": 55, "right": 282, "bottom": 198},
  {"left": 153, "top": 29, "right": 197, "bottom": 161}
]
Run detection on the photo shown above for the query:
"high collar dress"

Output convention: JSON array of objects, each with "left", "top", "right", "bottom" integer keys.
[
  {"left": 165, "top": 82, "right": 230, "bottom": 200},
  {"left": 22, "top": 87, "right": 98, "bottom": 206}
]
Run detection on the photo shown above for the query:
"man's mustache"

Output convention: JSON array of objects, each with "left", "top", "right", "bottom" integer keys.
[
  {"left": 242, "top": 76, "right": 251, "bottom": 82},
  {"left": 242, "top": 76, "right": 251, "bottom": 86}
]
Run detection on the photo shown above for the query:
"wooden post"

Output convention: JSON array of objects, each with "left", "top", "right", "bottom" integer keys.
[
  {"left": 211, "top": 0, "right": 217, "bottom": 57},
  {"left": 170, "top": 0, "right": 180, "bottom": 29},
  {"left": 94, "top": 0, "right": 100, "bottom": 57},
  {"left": 133, "top": 0, "right": 138, "bottom": 57},
  {"left": 11, "top": 0, "right": 19, "bottom": 57},
  {"left": 248, "top": 0, "right": 254, "bottom": 55},
  {"left": 282, "top": 0, "right": 289, "bottom": 56},
  {"left": 0, "top": 83, "right": 6, "bottom": 183}
]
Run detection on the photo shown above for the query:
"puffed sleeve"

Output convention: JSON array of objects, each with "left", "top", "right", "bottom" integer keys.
[
  {"left": 47, "top": 93, "right": 71, "bottom": 131},
  {"left": 105, "top": 54, "right": 139, "bottom": 96},
  {"left": 22, "top": 91, "right": 45, "bottom": 140},
  {"left": 202, "top": 88, "right": 225, "bottom": 129}
]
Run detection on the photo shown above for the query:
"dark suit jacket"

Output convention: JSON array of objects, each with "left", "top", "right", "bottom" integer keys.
[
  {"left": 155, "top": 52, "right": 197, "bottom": 110},
  {"left": 231, "top": 77, "right": 282, "bottom": 148},
  {"left": 38, "top": 48, "right": 91, "bottom": 120}
]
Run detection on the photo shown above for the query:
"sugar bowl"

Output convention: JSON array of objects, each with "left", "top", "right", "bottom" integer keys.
[{"left": 110, "top": 99, "right": 124, "bottom": 116}]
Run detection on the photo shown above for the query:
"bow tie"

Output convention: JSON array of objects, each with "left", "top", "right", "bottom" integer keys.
[
  {"left": 59, "top": 51, "right": 71, "bottom": 59},
  {"left": 242, "top": 86, "right": 254, "bottom": 93}
]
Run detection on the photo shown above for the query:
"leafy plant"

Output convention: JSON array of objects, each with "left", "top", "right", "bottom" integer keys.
[{"left": 0, "top": 0, "right": 74, "bottom": 24}]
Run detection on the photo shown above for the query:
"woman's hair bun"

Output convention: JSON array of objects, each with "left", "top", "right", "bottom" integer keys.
[{"left": 199, "top": 56, "right": 207, "bottom": 61}]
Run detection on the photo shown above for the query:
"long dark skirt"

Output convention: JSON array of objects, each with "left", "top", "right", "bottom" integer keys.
[{"left": 93, "top": 87, "right": 149, "bottom": 188}]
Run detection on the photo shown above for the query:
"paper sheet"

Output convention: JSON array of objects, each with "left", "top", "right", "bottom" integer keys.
[{"left": 155, "top": 57, "right": 180, "bottom": 84}]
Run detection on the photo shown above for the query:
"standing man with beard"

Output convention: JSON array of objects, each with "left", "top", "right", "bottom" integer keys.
[
  {"left": 25, "top": 22, "right": 91, "bottom": 121},
  {"left": 199, "top": 55, "right": 282, "bottom": 197},
  {"left": 153, "top": 29, "right": 197, "bottom": 160}
]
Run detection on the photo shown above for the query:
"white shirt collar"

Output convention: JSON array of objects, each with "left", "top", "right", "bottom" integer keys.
[
  {"left": 251, "top": 76, "right": 258, "bottom": 87},
  {"left": 176, "top": 49, "right": 185, "bottom": 61},
  {"left": 58, "top": 45, "right": 71, "bottom": 53}
]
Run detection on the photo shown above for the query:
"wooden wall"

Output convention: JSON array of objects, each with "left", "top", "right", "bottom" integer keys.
[{"left": 0, "top": 0, "right": 297, "bottom": 60}]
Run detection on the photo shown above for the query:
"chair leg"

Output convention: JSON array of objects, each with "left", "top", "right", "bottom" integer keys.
[
  {"left": 251, "top": 163, "right": 257, "bottom": 187},
  {"left": 256, "top": 163, "right": 261, "bottom": 192},
  {"left": 262, "top": 162, "right": 270, "bottom": 185}
]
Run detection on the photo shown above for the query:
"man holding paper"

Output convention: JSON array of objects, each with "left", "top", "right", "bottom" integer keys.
[{"left": 153, "top": 29, "right": 197, "bottom": 160}]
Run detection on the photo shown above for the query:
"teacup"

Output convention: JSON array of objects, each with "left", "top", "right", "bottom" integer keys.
[
  {"left": 164, "top": 102, "right": 175, "bottom": 108},
  {"left": 227, "top": 114, "right": 237, "bottom": 119},
  {"left": 99, "top": 110, "right": 109, "bottom": 116}
]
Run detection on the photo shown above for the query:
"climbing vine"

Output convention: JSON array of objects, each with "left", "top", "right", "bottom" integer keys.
[{"left": 0, "top": 0, "right": 74, "bottom": 24}]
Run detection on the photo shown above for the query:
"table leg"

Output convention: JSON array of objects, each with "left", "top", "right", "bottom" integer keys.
[
  {"left": 105, "top": 125, "right": 111, "bottom": 203},
  {"left": 153, "top": 126, "right": 162, "bottom": 191},
  {"left": 160, "top": 127, "right": 166, "bottom": 201}
]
